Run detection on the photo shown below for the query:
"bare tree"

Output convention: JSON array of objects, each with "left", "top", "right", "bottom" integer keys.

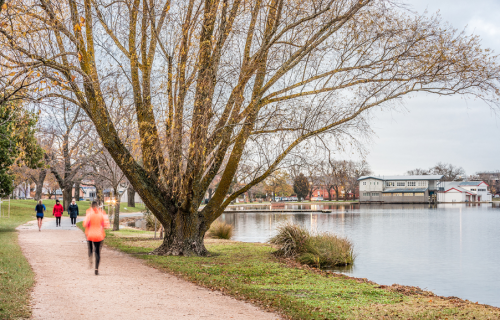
[
  {"left": 90, "top": 148, "right": 127, "bottom": 231},
  {"left": 406, "top": 168, "right": 430, "bottom": 175},
  {"left": 345, "top": 160, "right": 371, "bottom": 199},
  {"left": 2, "top": 0, "right": 500, "bottom": 255},
  {"left": 430, "top": 162, "right": 465, "bottom": 181},
  {"left": 43, "top": 103, "right": 92, "bottom": 211}
]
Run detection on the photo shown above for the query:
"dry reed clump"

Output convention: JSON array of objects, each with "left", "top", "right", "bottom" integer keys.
[
  {"left": 206, "top": 221, "right": 233, "bottom": 239},
  {"left": 269, "top": 223, "right": 354, "bottom": 268},
  {"left": 269, "top": 223, "right": 309, "bottom": 257}
]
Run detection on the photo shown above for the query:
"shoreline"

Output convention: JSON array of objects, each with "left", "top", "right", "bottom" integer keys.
[{"left": 101, "top": 228, "right": 500, "bottom": 319}]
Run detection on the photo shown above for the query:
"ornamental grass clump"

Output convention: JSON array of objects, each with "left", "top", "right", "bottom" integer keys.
[
  {"left": 298, "top": 233, "right": 354, "bottom": 268},
  {"left": 270, "top": 223, "right": 354, "bottom": 268},
  {"left": 269, "top": 223, "right": 310, "bottom": 257},
  {"left": 207, "top": 221, "right": 233, "bottom": 239}
]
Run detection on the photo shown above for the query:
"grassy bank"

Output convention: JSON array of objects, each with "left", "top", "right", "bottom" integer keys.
[
  {"left": 0, "top": 200, "right": 40, "bottom": 319},
  {"left": 102, "top": 228, "right": 500, "bottom": 320}
]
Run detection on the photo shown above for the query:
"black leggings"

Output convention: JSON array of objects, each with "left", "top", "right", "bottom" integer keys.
[
  {"left": 56, "top": 217, "right": 61, "bottom": 226},
  {"left": 70, "top": 217, "right": 76, "bottom": 224},
  {"left": 88, "top": 241, "right": 102, "bottom": 269}
]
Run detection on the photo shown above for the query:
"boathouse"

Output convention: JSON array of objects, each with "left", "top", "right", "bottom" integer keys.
[
  {"left": 358, "top": 175, "right": 444, "bottom": 203},
  {"left": 437, "top": 181, "right": 492, "bottom": 202}
]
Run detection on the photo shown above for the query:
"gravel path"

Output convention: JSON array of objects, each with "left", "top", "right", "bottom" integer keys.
[{"left": 17, "top": 217, "right": 279, "bottom": 320}]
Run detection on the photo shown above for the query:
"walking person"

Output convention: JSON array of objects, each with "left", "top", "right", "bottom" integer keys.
[
  {"left": 68, "top": 199, "right": 79, "bottom": 226},
  {"left": 83, "top": 201, "right": 110, "bottom": 275},
  {"left": 53, "top": 200, "right": 64, "bottom": 227},
  {"left": 35, "top": 200, "right": 46, "bottom": 231}
]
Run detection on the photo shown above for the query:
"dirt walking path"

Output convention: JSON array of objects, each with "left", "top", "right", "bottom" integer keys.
[{"left": 17, "top": 218, "right": 279, "bottom": 320}]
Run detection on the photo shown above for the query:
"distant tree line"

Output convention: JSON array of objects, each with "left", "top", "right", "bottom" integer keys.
[{"left": 406, "top": 162, "right": 465, "bottom": 181}]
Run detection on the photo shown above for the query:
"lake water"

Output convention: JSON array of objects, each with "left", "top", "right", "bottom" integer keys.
[{"left": 219, "top": 203, "right": 500, "bottom": 307}]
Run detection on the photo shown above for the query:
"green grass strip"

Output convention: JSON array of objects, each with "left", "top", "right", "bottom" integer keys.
[{"left": 0, "top": 200, "right": 39, "bottom": 319}]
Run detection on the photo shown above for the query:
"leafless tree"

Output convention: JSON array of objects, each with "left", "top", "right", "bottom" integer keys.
[
  {"left": 430, "top": 162, "right": 465, "bottom": 181},
  {"left": 2, "top": 0, "right": 500, "bottom": 255},
  {"left": 406, "top": 168, "right": 430, "bottom": 175},
  {"left": 41, "top": 101, "right": 92, "bottom": 210},
  {"left": 344, "top": 160, "right": 371, "bottom": 198}
]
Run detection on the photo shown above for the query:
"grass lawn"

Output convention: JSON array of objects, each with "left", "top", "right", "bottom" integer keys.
[
  {"left": 102, "top": 228, "right": 500, "bottom": 320},
  {"left": 0, "top": 200, "right": 40, "bottom": 319}
]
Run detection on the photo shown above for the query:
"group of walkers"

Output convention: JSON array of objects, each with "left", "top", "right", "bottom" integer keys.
[
  {"left": 35, "top": 199, "right": 79, "bottom": 230},
  {"left": 35, "top": 199, "right": 109, "bottom": 275}
]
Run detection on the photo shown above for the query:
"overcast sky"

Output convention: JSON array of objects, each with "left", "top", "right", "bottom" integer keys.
[{"left": 365, "top": 0, "right": 500, "bottom": 176}]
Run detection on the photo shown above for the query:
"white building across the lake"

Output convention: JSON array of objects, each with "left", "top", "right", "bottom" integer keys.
[
  {"left": 358, "top": 175, "right": 443, "bottom": 203},
  {"left": 437, "top": 181, "right": 492, "bottom": 203},
  {"left": 359, "top": 175, "right": 493, "bottom": 203}
]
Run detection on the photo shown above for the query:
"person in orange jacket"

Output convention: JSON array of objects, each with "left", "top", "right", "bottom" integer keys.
[
  {"left": 52, "top": 200, "right": 64, "bottom": 227},
  {"left": 83, "top": 201, "right": 110, "bottom": 275}
]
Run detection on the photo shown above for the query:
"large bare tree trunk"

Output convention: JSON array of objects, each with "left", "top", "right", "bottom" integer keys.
[
  {"left": 150, "top": 209, "right": 209, "bottom": 256},
  {"left": 127, "top": 185, "right": 135, "bottom": 207},
  {"left": 74, "top": 182, "right": 80, "bottom": 201},
  {"left": 34, "top": 170, "right": 47, "bottom": 201},
  {"left": 63, "top": 186, "right": 72, "bottom": 211},
  {"left": 96, "top": 186, "right": 103, "bottom": 205}
]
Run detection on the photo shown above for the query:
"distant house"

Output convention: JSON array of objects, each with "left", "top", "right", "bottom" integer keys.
[
  {"left": 358, "top": 175, "right": 444, "bottom": 203},
  {"left": 437, "top": 181, "right": 492, "bottom": 203},
  {"left": 80, "top": 186, "right": 97, "bottom": 201}
]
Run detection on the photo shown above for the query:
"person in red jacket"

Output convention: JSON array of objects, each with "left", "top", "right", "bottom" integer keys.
[{"left": 52, "top": 200, "right": 64, "bottom": 227}]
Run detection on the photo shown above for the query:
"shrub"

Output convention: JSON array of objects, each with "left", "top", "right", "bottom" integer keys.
[
  {"left": 207, "top": 221, "right": 233, "bottom": 239},
  {"left": 270, "top": 223, "right": 355, "bottom": 268},
  {"left": 298, "top": 233, "right": 354, "bottom": 268},
  {"left": 269, "top": 223, "right": 310, "bottom": 257}
]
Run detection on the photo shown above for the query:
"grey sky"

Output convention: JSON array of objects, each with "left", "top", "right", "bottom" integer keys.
[{"left": 366, "top": 0, "right": 500, "bottom": 176}]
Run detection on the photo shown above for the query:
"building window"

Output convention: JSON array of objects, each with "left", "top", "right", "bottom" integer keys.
[
  {"left": 383, "top": 193, "right": 391, "bottom": 197},
  {"left": 407, "top": 181, "right": 416, "bottom": 187},
  {"left": 386, "top": 182, "right": 395, "bottom": 187},
  {"left": 372, "top": 193, "right": 379, "bottom": 196},
  {"left": 393, "top": 193, "right": 402, "bottom": 196},
  {"left": 404, "top": 193, "right": 414, "bottom": 196},
  {"left": 471, "top": 188, "right": 476, "bottom": 191},
  {"left": 363, "top": 182, "right": 366, "bottom": 185},
  {"left": 414, "top": 193, "right": 424, "bottom": 196},
  {"left": 418, "top": 181, "right": 427, "bottom": 186},
  {"left": 363, "top": 192, "right": 370, "bottom": 196},
  {"left": 397, "top": 182, "right": 405, "bottom": 187}
]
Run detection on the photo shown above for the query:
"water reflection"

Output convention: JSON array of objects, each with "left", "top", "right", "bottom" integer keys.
[{"left": 218, "top": 203, "right": 500, "bottom": 307}]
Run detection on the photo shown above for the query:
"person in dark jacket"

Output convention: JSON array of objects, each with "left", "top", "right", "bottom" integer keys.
[
  {"left": 35, "top": 200, "right": 46, "bottom": 231},
  {"left": 68, "top": 199, "right": 79, "bottom": 226},
  {"left": 53, "top": 200, "right": 64, "bottom": 227}
]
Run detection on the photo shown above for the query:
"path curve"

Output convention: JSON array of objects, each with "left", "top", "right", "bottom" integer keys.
[{"left": 17, "top": 217, "right": 279, "bottom": 320}]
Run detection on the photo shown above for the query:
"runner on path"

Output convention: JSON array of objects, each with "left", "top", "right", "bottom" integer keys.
[
  {"left": 35, "top": 200, "right": 46, "bottom": 231},
  {"left": 52, "top": 200, "right": 63, "bottom": 227},
  {"left": 83, "top": 201, "right": 110, "bottom": 275}
]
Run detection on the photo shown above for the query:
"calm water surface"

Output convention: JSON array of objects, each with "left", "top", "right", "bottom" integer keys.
[{"left": 219, "top": 203, "right": 500, "bottom": 307}]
